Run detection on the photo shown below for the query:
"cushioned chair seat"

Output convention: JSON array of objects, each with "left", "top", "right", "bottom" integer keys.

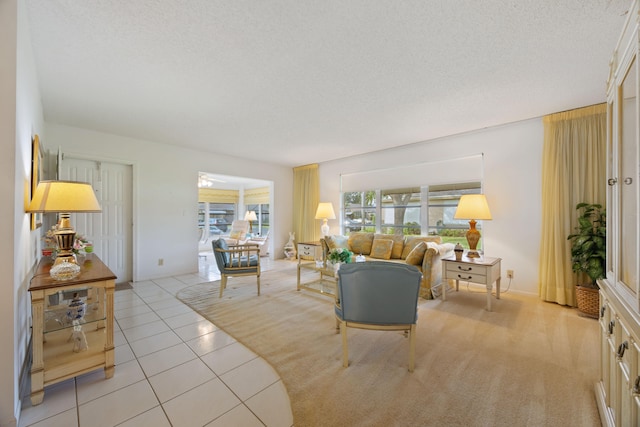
[
  {"left": 212, "top": 238, "right": 261, "bottom": 298},
  {"left": 230, "top": 255, "right": 259, "bottom": 268}
]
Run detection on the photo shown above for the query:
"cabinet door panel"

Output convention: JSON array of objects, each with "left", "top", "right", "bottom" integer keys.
[{"left": 619, "top": 56, "right": 638, "bottom": 295}]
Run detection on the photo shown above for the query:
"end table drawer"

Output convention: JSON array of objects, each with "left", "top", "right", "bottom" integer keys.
[
  {"left": 298, "top": 243, "right": 321, "bottom": 260},
  {"left": 446, "top": 270, "right": 487, "bottom": 283},
  {"left": 446, "top": 263, "right": 487, "bottom": 275}
]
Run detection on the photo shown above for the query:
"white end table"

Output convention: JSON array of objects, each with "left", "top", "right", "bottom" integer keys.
[{"left": 442, "top": 255, "right": 502, "bottom": 311}]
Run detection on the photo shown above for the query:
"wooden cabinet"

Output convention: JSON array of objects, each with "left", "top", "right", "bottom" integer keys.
[
  {"left": 29, "top": 255, "right": 116, "bottom": 405},
  {"left": 597, "top": 1, "right": 640, "bottom": 424}
]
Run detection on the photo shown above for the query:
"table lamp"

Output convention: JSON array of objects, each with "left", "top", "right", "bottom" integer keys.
[
  {"left": 453, "top": 194, "right": 492, "bottom": 258},
  {"left": 244, "top": 210, "right": 257, "bottom": 233},
  {"left": 315, "top": 202, "right": 336, "bottom": 237},
  {"left": 27, "top": 180, "right": 102, "bottom": 279}
]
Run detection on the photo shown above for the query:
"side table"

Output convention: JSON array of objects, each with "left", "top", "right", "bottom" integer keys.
[
  {"left": 297, "top": 241, "right": 337, "bottom": 297},
  {"left": 442, "top": 255, "right": 502, "bottom": 311},
  {"left": 29, "top": 255, "right": 116, "bottom": 404}
]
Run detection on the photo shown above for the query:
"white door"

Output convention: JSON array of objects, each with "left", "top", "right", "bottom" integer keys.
[{"left": 59, "top": 158, "right": 133, "bottom": 283}]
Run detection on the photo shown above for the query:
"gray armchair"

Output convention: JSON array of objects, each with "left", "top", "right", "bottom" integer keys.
[
  {"left": 212, "top": 238, "right": 261, "bottom": 298},
  {"left": 335, "top": 262, "right": 422, "bottom": 372}
]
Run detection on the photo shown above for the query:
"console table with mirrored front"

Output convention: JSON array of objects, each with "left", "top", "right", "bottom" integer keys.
[{"left": 28, "top": 255, "right": 116, "bottom": 405}]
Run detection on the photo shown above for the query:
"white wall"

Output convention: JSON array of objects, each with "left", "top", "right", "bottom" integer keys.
[
  {"left": 2, "top": 0, "right": 45, "bottom": 425},
  {"left": 0, "top": 2, "right": 19, "bottom": 425},
  {"left": 319, "top": 118, "right": 543, "bottom": 296},
  {"left": 44, "top": 124, "right": 293, "bottom": 281}
]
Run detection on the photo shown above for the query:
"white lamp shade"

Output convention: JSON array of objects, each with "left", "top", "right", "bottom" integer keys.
[
  {"left": 244, "top": 210, "right": 258, "bottom": 221},
  {"left": 27, "top": 180, "right": 102, "bottom": 213},
  {"left": 315, "top": 202, "right": 336, "bottom": 220},
  {"left": 454, "top": 194, "right": 492, "bottom": 220}
]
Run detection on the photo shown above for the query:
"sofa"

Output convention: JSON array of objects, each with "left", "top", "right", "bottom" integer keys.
[{"left": 320, "top": 232, "right": 454, "bottom": 299}]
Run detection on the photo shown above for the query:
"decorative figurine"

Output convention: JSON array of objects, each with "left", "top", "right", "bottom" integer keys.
[
  {"left": 454, "top": 243, "right": 464, "bottom": 261},
  {"left": 284, "top": 232, "right": 297, "bottom": 259}
]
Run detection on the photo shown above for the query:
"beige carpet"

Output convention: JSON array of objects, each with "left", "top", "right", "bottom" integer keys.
[{"left": 177, "top": 260, "right": 601, "bottom": 427}]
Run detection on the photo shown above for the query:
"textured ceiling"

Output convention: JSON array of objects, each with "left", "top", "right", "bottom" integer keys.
[{"left": 25, "top": 0, "right": 630, "bottom": 167}]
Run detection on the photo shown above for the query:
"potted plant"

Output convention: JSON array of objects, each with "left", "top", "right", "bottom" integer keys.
[
  {"left": 328, "top": 248, "right": 353, "bottom": 272},
  {"left": 567, "top": 202, "right": 606, "bottom": 318}
]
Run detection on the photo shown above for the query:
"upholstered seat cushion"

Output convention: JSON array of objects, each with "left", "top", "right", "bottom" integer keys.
[{"left": 230, "top": 255, "right": 259, "bottom": 268}]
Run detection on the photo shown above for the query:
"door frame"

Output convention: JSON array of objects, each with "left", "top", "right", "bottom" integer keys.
[{"left": 60, "top": 151, "right": 138, "bottom": 281}]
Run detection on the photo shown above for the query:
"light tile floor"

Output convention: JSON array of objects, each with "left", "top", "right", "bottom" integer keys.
[{"left": 19, "top": 253, "right": 293, "bottom": 427}]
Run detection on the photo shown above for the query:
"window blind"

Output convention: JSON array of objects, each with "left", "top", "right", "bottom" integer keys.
[
  {"left": 198, "top": 188, "right": 239, "bottom": 204},
  {"left": 340, "top": 154, "right": 483, "bottom": 192},
  {"left": 244, "top": 186, "right": 270, "bottom": 205}
]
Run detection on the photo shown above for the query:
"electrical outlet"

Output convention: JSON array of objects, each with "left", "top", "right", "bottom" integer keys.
[
  {"left": 507, "top": 269, "right": 514, "bottom": 279},
  {"left": 158, "top": 258, "right": 164, "bottom": 266}
]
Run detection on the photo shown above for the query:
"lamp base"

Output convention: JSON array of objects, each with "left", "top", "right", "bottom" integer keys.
[
  {"left": 320, "top": 219, "right": 330, "bottom": 237},
  {"left": 465, "top": 219, "right": 482, "bottom": 258},
  {"left": 50, "top": 258, "right": 81, "bottom": 281},
  {"left": 50, "top": 221, "right": 80, "bottom": 280},
  {"left": 466, "top": 250, "right": 481, "bottom": 258}
]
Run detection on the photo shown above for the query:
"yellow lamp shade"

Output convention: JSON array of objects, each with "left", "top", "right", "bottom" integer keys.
[
  {"left": 27, "top": 180, "right": 102, "bottom": 213},
  {"left": 454, "top": 194, "right": 492, "bottom": 220},
  {"left": 315, "top": 202, "right": 336, "bottom": 220}
]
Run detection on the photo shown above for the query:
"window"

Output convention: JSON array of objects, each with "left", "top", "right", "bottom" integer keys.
[
  {"left": 198, "top": 202, "right": 236, "bottom": 238},
  {"left": 246, "top": 203, "right": 270, "bottom": 236},
  {"left": 341, "top": 182, "right": 482, "bottom": 244},
  {"left": 209, "top": 204, "right": 235, "bottom": 235},
  {"left": 381, "top": 188, "right": 421, "bottom": 235},
  {"left": 427, "top": 182, "right": 482, "bottom": 246},
  {"left": 343, "top": 191, "right": 376, "bottom": 233}
]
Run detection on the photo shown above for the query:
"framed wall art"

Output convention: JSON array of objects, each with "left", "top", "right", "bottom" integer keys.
[{"left": 30, "top": 134, "right": 42, "bottom": 230}]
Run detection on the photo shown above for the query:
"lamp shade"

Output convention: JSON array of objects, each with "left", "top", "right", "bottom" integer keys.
[
  {"left": 27, "top": 180, "right": 102, "bottom": 213},
  {"left": 244, "top": 210, "right": 257, "bottom": 221},
  {"left": 454, "top": 194, "right": 492, "bottom": 220},
  {"left": 315, "top": 202, "right": 336, "bottom": 220}
]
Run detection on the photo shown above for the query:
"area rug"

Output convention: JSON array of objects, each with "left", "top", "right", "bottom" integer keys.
[{"left": 177, "top": 261, "right": 601, "bottom": 427}]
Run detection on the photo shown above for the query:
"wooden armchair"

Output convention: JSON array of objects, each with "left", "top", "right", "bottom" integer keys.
[
  {"left": 212, "top": 238, "right": 261, "bottom": 298},
  {"left": 335, "top": 262, "right": 422, "bottom": 371}
]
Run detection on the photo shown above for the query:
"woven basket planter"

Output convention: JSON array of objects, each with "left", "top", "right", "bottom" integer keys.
[{"left": 576, "top": 285, "right": 599, "bottom": 318}]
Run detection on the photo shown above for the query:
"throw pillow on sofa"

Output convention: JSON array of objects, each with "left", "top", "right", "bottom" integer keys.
[
  {"left": 325, "top": 235, "right": 349, "bottom": 251},
  {"left": 374, "top": 233, "right": 404, "bottom": 259},
  {"left": 405, "top": 241, "right": 428, "bottom": 266},
  {"left": 401, "top": 236, "right": 442, "bottom": 259},
  {"left": 369, "top": 239, "right": 394, "bottom": 260},
  {"left": 348, "top": 232, "right": 374, "bottom": 255}
]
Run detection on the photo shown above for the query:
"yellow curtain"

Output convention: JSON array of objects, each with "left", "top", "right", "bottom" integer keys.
[
  {"left": 538, "top": 104, "right": 606, "bottom": 305},
  {"left": 293, "top": 164, "right": 319, "bottom": 244}
]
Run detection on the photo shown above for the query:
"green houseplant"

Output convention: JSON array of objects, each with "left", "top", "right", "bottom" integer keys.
[{"left": 567, "top": 202, "right": 606, "bottom": 317}]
